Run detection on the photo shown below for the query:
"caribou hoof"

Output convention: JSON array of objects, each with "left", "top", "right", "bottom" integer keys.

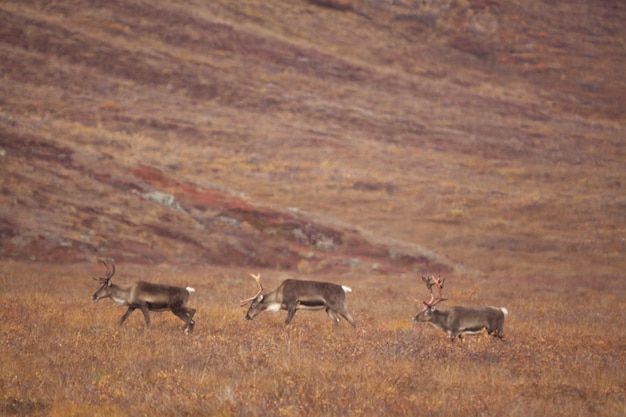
[{"left": 185, "top": 320, "right": 195, "bottom": 334}]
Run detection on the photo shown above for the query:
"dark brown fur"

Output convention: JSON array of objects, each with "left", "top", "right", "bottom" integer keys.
[
  {"left": 413, "top": 306, "right": 507, "bottom": 340},
  {"left": 245, "top": 279, "right": 356, "bottom": 327}
]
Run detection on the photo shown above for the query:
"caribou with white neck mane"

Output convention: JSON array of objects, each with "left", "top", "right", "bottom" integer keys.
[
  {"left": 413, "top": 275, "right": 508, "bottom": 341},
  {"left": 91, "top": 258, "right": 197, "bottom": 333},
  {"left": 240, "top": 273, "right": 356, "bottom": 327}
]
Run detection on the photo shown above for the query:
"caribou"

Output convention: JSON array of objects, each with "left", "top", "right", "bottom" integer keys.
[
  {"left": 413, "top": 275, "right": 508, "bottom": 341},
  {"left": 240, "top": 273, "right": 356, "bottom": 327},
  {"left": 91, "top": 258, "right": 197, "bottom": 333}
]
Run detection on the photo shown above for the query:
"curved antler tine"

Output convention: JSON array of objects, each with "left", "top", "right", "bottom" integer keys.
[
  {"left": 108, "top": 259, "right": 115, "bottom": 279},
  {"left": 421, "top": 275, "right": 447, "bottom": 308},
  {"left": 435, "top": 275, "right": 445, "bottom": 289},
  {"left": 97, "top": 257, "right": 116, "bottom": 280},
  {"left": 425, "top": 293, "right": 435, "bottom": 305},
  {"left": 430, "top": 276, "right": 447, "bottom": 307},
  {"left": 240, "top": 273, "right": 264, "bottom": 307},
  {"left": 419, "top": 276, "right": 434, "bottom": 308}
]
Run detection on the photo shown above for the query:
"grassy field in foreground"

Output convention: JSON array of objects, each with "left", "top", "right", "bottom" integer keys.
[{"left": 0, "top": 262, "right": 624, "bottom": 416}]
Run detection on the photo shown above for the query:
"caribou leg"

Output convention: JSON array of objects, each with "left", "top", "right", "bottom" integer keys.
[
  {"left": 139, "top": 305, "right": 151, "bottom": 326},
  {"left": 285, "top": 304, "right": 297, "bottom": 324},
  {"left": 119, "top": 306, "right": 136, "bottom": 325},
  {"left": 336, "top": 307, "right": 357, "bottom": 328},
  {"left": 188, "top": 308, "right": 196, "bottom": 332},
  {"left": 326, "top": 308, "right": 341, "bottom": 324},
  {"left": 172, "top": 307, "right": 196, "bottom": 333}
]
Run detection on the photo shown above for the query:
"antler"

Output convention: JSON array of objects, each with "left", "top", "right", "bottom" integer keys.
[
  {"left": 240, "top": 273, "right": 263, "bottom": 307},
  {"left": 421, "top": 275, "right": 447, "bottom": 309},
  {"left": 93, "top": 257, "right": 116, "bottom": 282}
]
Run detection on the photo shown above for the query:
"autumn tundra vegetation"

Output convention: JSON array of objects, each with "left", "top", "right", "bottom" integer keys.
[
  {"left": 1, "top": 0, "right": 625, "bottom": 416},
  {"left": 1, "top": 261, "right": 624, "bottom": 416}
]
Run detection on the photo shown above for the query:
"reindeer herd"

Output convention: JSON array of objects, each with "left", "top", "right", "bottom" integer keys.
[{"left": 91, "top": 258, "right": 508, "bottom": 340}]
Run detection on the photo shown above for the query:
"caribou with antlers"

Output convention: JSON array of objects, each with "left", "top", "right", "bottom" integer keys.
[
  {"left": 413, "top": 275, "right": 508, "bottom": 340},
  {"left": 240, "top": 273, "right": 356, "bottom": 327},
  {"left": 91, "top": 258, "right": 197, "bottom": 333}
]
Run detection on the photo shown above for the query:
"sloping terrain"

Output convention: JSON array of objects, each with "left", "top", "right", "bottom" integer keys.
[
  {"left": 1, "top": 2, "right": 626, "bottom": 416},
  {"left": 1, "top": 0, "right": 625, "bottom": 280}
]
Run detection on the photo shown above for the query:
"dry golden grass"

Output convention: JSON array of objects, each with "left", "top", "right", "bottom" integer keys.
[
  {"left": 1, "top": 1, "right": 625, "bottom": 415},
  {"left": 1, "top": 261, "right": 624, "bottom": 416}
]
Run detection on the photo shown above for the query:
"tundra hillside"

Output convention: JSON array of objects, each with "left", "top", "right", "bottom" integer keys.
[{"left": 1, "top": 0, "right": 625, "bottom": 416}]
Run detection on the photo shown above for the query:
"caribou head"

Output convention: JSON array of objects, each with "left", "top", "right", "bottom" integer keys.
[{"left": 92, "top": 257, "right": 116, "bottom": 302}]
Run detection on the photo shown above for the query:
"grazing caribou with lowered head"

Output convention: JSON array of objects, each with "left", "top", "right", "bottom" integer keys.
[
  {"left": 413, "top": 275, "right": 508, "bottom": 341},
  {"left": 240, "top": 273, "right": 356, "bottom": 327},
  {"left": 91, "top": 258, "right": 197, "bottom": 333}
]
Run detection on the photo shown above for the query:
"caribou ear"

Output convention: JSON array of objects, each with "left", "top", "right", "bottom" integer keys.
[
  {"left": 107, "top": 280, "right": 112, "bottom": 287},
  {"left": 257, "top": 295, "right": 264, "bottom": 302}
]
